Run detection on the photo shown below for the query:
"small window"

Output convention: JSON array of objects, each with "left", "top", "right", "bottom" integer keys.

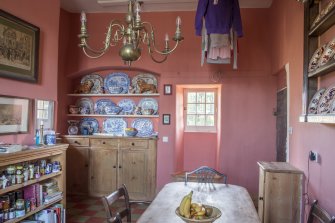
[
  {"left": 184, "top": 89, "right": 217, "bottom": 132},
  {"left": 35, "top": 99, "right": 54, "bottom": 130}
]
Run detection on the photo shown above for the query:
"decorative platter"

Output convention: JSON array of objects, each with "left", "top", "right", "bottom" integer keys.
[
  {"left": 81, "top": 73, "right": 104, "bottom": 94},
  {"left": 79, "top": 118, "right": 99, "bottom": 135},
  {"left": 317, "top": 85, "right": 335, "bottom": 114},
  {"left": 309, "top": 44, "right": 326, "bottom": 72},
  {"left": 103, "top": 118, "right": 127, "bottom": 135},
  {"left": 104, "top": 72, "right": 130, "bottom": 94},
  {"left": 308, "top": 88, "right": 326, "bottom": 114},
  {"left": 330, "top": 99, "right": 335, "bottom": 113},
  {"left": 138, "top": 98, "right": 158, "bottom": 114},
  {"left": 318, "top": 38, "right": 335, "bottom": 67},
  {"left": 117, "top": 99, "right": 136, "bottom": 115},
  {"left": 75, "top": 98, "right": 94, "bottom": 114},
  {"left": 131, "top": 118, "right": 153, "bottom": 137},
  {"left": 94, "top": 99, "right": 118, "bottom": 114},
  {"left": 131, "top": 73, "right": 158, "bottom": 94}
]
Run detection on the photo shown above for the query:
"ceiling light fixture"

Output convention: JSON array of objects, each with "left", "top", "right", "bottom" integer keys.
[{"left": 78, "top": 0, "right": 184, "bottom": 66}]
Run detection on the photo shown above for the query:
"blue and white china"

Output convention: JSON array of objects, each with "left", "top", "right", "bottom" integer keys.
[
  {"left": 317, "top": 85, "right": 335, "bottom": 114},
  {"left": 138, "top": 98, "right": 158, "bottom": 115},
  {"left": 105, "top": 106, "right": 123, "bottom": 115},
  {"left": 68, "top": 120, "right": 79, "bottom": 135},
  {"left": 104, "top": 72, "right": 130, "bottom": 94},
  {"left": 131, "top": 73, "right": 158, "bottom": 94},
  {"left": 75, "top": 98, "right": 94, "bottom": 114},
  {"left": 103, "top": 118, "right": 127, "bottom": 135},
  {"left": 79, "top": 118, "right": 99, "bottom": 135},
  {"left": 94, "top": 99, "right": 117, "bottom": 114},
  {"left": 117, "top": 99, "right": 136, "bottom": 115},
  {"left": 81, "top": 74, "right": 104, "bottom": 94},
  {"left": 131, "top": 118, "right": 153, "bottom": 137}
]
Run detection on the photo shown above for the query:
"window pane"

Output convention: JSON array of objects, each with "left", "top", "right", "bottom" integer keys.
[
  {"left": 206, "top": 92, "right": 215, "bottom": 103},
  {"left": 37, "top": 110, "right": 44, "bottom": 119},
  {"left": 187, "top": 92, "right": 197, "bottom": 103},
  {"left": 197, "top": 104, "right": 205, "bottom": 114},
  {"left": 206, "top": 104, "right": 215, "bottom": 114},
  {"left": 187, "top": 115, "right": 196, "bottom": 126},
  {"left": 43, "top": 101, "right": 49, "bottom": 109},
  {"left": 43, "top": 111, "right": 49, "bottom": 119},
  {"left": 196, "top": 115, "right": 206, "bottom": 126},
  {"left": 197, "top": 92, "right": 206, "bottom": 103},
  {"left": 37, "top": 101, "right": 44, "bottom": 109},
  {"left": 187, "top": 104, "right": 197, "bottom": 114},
  {"left": 206, "top": 115, "right": 215, "bottom": 126}
]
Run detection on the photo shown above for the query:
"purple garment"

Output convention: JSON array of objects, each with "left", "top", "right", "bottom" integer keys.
[{"left": 195, "top": 0, "right": 243, "bottom": 37}]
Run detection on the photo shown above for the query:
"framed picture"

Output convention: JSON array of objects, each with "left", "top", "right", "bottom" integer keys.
[
  {"left": 162, "top": 114, "right": 171, "bottom": 125},
  {"left": 0, "top": 10, "right": 40, "bottom": 83},
  {"left": 164, "top": 84, "right": 172, "bottom": 95},
  {"left": 0, "top": 95, "right": 30, "bottom": 134}
]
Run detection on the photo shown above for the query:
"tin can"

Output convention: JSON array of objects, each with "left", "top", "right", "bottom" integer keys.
[
  {"left": 25, "top": 200, "right": 30, "bottom": 213},
  {"left": 30, "top": 198, "right": 36, "bottom": 211},
  {"left": 8, "top": 208, "right": 15, "bottom": 219}
]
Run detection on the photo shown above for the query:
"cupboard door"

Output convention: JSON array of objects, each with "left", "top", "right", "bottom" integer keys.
[
  {"left": 67, "top": 145, "right": 89, "bottom": 195},
  {"left": 89, "top": 147, "right": 118, "bottom": 196},
  {"left": 119, "top": 148, "right": 148, "bottom": 200}
]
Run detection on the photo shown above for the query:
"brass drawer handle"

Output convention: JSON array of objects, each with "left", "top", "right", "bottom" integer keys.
[
  {"left": 119, "top": 165, "right": 122, "bottom": 169},
  {"left": 113, "top": 165, "right": 116, "bottom": 168},
  {"left": 102, "top": 141, "right": 106, "bottom": 144},
  {"left": 259, "top": 197, "right": 263, "bottom": 201},
  {"left": 74, "top": 140, "right": 80, "bottom": 144},
  {"left": 131, "top": 142, "right": 135, "bottom": 146}
]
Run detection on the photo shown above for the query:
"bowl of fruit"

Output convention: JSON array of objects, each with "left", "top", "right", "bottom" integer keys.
[
  {"left": 176, "top": 191, "right": 222, "bottom": 223},
  {"left": 125, "top": 127, "right": 138, "bottom": 137}
]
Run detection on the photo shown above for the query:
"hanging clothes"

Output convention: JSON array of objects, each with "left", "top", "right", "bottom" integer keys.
[{"left": 195, "top": 0, "right": 243, "bottom": 37}]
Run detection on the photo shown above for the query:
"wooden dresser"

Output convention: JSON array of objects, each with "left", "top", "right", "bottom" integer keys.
[
  {"left": 257, "top": 161, "right": 303, "bottom": 223},
  {"left": 63, "top": 136, "right": 157, "bottom": 201}
]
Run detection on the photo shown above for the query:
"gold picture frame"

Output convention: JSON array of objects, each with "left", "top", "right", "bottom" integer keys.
[{"left": 0, "top": 10, "right": 40, "bottom": 83}]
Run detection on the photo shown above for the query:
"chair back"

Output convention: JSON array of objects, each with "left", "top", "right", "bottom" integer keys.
[
  {"left": 185, "top": 166, "right": 227, "bottom": 185},
  {"left": 307, "top": 200, "right": 335, "bottom": 223},
  {"left": 101, "top": 184, "right": 131, "bottom": 223}
]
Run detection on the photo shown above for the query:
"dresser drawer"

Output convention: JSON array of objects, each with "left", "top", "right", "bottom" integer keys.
[
  {"left": 119, "top": 139, "right": 148, "bottom": 149},
  {"left": 90, "top": 138, "right": 118, "bottom": 147},
  {"left": 63, "top": 137, "right": 89, "bottom": 146}
]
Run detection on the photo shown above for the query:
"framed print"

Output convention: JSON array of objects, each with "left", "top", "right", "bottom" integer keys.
[
  {"left": 162, "top": 114, "right": 171, "bottom": 125},
  {"left": 0, "top": 95, "right": 30, "bottom": 134},
  {"left": 164, "top": 84, "right": 172, "bottom": 95},
  {"left": 0, "top": 10, "right": 40, "bottom": 83}
]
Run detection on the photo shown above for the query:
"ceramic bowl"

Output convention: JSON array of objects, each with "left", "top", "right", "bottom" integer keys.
[
  {"left": 175, "top": 205, "right": 222, "bottom": 223},
  {"left": 142, "top": 108, "right": 154, "bottom": 115},
  {"left": 125, "top": 128, "right": 138, "bottom": 137}
]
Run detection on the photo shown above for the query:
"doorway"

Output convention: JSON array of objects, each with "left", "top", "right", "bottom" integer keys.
[{"left": 276, "top": 88, "right": 287, "bottom": 162}]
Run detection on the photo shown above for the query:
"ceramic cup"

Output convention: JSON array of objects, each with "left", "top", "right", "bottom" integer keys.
[{"left": 69, "top": 105, "right": 79, "bottom": 114}]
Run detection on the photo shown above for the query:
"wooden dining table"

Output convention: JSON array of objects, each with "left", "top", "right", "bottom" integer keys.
[{"left": 137, "top": 182, "right": 261, "bottom": 223}]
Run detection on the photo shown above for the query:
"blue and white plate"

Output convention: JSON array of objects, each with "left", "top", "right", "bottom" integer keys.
[
  {"left": 131, "top": 73, "right": 158, "bottom": 94},
  {"left": 75, "top": 98, "right": 94, "bottom": 114},
  {"left": 81, "top": 74, "right": 104, "bottom": 94},
  {"left": 138, "top": 98, "right": 158, "bottom": 114},
  {"left": 79, "top": 118, "right": 99, "bottom": 135},
  {"left": 104, "top": 73, "right": 130, "bottom": 94},
  {"left": 103, "top": 118, "right": 127, "bottom": 135},
  {"left": 131, "top": 118, "right": 153, "bottom": 137},
  {"left": 94, "top": 99, "right": 117, "bottom": 114},
  {"left": 117, "top": 99, "right": 136, "bottom": 115}
]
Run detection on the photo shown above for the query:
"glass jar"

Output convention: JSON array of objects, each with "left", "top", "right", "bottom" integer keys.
[
  {"left": 16, "top": 166, "right": 23, "bottom": 184},
  {"left": 15, "top": 199, "right": 25, "bottom": 218},
  {"left": 6, "top": 166, "right": 15, "bottom": 175},
  {"left": 28, "top": 164, "right": 34, "bottom": 180}
]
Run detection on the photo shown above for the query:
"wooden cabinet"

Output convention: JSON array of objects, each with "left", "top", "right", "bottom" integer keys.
[
  {"left": 257, "top": 162, "right": 303, "bottom": 223},
  {"left": 0, "top": 144, "right": 68, "bottom": 223},
  {"left": 63, "top": 137, "right": 89, "bottom": 195},
  {"left": 63, "top": 136, "right": 157, "bottom": 200}
]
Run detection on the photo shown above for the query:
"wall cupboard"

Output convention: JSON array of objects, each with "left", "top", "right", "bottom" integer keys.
[
  {"left": 258, "top": 162, "right": 303, "bottom": 223},
  {"left": 63, "top": 136, "right": 157, "bottom": 201}
]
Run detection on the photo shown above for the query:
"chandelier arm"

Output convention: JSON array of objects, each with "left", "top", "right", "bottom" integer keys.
[
  {"left": 147, "top": 45, "right": 168, "bottom": 63},
  {"left": 82, "top": 47, "right": 106, "bottom": 59}
]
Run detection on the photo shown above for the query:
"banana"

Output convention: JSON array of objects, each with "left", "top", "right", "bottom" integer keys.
[{"left": 178, "top": 191, "right": 193, "bottom": 218}]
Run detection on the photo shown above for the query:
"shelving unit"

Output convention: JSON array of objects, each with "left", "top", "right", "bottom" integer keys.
[
  {"left": 301, "top": 0, "right": 335, "bottom": 124},
  {"left": 0, "top": 144, "right": 68, "bottom": 222},
  {"left": 67, "top": 114, "right": 159, "bottom": 118},
  {"left": 68, "top": 93, "right": 160, "bottom": 97}
]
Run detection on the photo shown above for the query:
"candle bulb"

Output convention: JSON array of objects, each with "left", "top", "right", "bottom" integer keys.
[
  {"left": 135, "top": 2, "right": 141, "bottom": 13},
  {"left": 176, "top": 16, "right": 181, "bottom": 27},
  {"left": 40, "top": 120, "right": 44, "bottom": 126},
  {"left": 80, "top": 11, "right": 87, "bottom": 23},
  {"left": 165, "top": 34, "right": 169, "bottom": 42}
]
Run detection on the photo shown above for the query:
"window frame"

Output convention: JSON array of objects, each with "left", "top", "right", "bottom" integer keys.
[{"left": 183, "top": 88, "right": 218, "bottom": 133}]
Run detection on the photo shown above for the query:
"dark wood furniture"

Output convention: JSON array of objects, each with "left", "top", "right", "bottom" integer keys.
[
  {"left": 307, "top": 200, "right": 335, "bottom": 223},
  {"left": 184, "top": 166, "right": 227, "bottom": 185}
]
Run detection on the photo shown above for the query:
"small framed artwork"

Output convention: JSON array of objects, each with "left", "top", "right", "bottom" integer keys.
[
  {"left": 164, "top": 84, "right": 172, "bottom": 95},
  {"left": 162, "top": 114, "right": 171, "bottom": 125},
  {"left": 0, "top": 10, "right": 40, "bottom": 83},
  {"left": 0, "top": 95, "right": 30, "bottom": 134}
]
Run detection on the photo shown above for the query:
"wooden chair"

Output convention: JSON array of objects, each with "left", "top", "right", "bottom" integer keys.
[
  {"left": 101, "top": 184, "right": 150, "bottom": 223},
  {"left": 307, "top": 200, "right": 335, "bottom": 223},
  {"left": 184, "top": 166, "right": 227, "bottom": 185}
]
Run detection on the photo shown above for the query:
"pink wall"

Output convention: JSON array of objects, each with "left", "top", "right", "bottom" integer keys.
[
  {"left": 58, "top": 8, "right": 276, "bottom": 197},
  {"left": 270, "top": 0, "right": 335, "bottom": 215},
  {"left": 0, "top": 0, "right": 60, "bottom": 144}
]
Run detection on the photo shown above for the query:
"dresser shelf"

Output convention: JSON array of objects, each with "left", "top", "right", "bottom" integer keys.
[
  {"left": 309, "top": 6, "right": 335, "bottom": 36},
  {"left": 67, "top": 114, "right": 159, "bottom": 118},
  {"left": 308, "top": 60, "right": 335, "bottom": 78},
  {"left": 68, "top": 93, "right": 160, "bottom": 97}
]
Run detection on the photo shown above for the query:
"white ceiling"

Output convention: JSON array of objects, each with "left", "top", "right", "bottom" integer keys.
[{"left": 60, "top": 0, "right": 273, "bottom": 13}]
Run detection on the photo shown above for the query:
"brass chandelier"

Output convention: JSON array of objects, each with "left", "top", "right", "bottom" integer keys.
[{"left": 78, "top": 0, "right": 184, "bottom": 65}]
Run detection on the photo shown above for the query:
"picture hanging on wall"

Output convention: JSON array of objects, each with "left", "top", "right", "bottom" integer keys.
[
  {"left": 0, "top": 10, "right": 40, "bottom": 83},
  {"left": 162, "top": 114, "right": 171, "bottom": 125},
  {"left": 164, "top": 84, "right": 172, "bottom": 95},
  {"left": 0, "top": 95, "right": 30, "bottom": 134}
]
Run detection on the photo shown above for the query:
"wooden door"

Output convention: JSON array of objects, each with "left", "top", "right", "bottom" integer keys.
[
  {"left": 119, "top": 148, "right": 148, "bottom": 200},
  {"left": 67, "top": 145, "right": 89, "bottom": 195},
  {"left": 89, "top": 147, "right": 118, "bottom": 196},
  {"left": 276, "top": 89, "right": 287, "bottom": 162}
]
